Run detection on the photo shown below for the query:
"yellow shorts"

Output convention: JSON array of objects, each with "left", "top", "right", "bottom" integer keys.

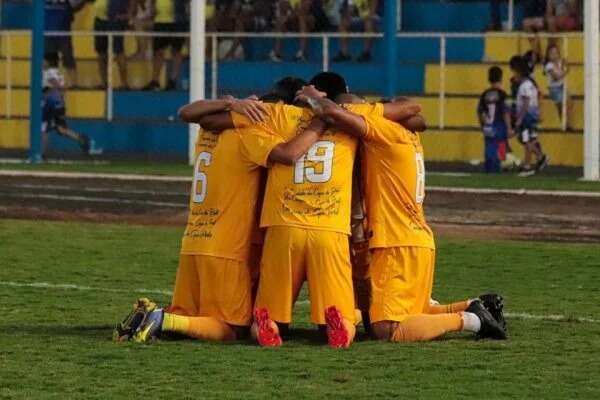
[
  {"left": 170, "top": 254, "right": 253, "bottom": 326},
  {"left": 369, "top": 246, "right": 435, "bottom": 323},
  {"left": 255, "top": 226, "right": 355, "bottom": 325}
]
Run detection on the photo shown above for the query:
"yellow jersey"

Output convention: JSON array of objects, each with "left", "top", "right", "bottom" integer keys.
[
  {"left": 180, "top": 129, "right": 264, "bottom": 261},
  {"left": 155, "top": 0, "right": 175, "bottom": 23},
  {"left": 361, "top": 112, "right": 435, "bottom": 250},
  {"left": 94, "top": 0, "right": 108, "bottom": 19},
  {"left": 233, "top": 103, "right": 359, "bottom": 234}
]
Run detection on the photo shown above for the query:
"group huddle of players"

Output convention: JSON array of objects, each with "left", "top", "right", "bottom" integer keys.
[{"left": 113, "top": 72, "right": 508, "bottom": 348}]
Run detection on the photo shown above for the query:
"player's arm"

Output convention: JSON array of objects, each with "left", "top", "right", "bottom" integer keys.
[
  {"left": 382, "top": 101, "right": 422, "bottom": 123},
  {"left": 401, "top": 114, "right": 427, "bottom": 132},
  {"left": 178, "top": 97, "right": 267, "bottom": 124},
  {"left": 268, "top": 117, "right": 327, "bottom": 165}
]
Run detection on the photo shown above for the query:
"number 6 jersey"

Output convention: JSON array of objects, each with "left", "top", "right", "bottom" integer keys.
[
  {"left": 233, "top": 103, "right": 369, "bottom": 235},
  {"left": 180, "top": 129, "right": 264, "bottom": 261}
]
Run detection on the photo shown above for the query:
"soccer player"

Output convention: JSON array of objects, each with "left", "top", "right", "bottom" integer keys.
[
  {"left": 114, "top": 78, "right": 327, "bottom": 343},
  {"left": 42, "top": 52, "right": 91, "bottom": 157},
  {"left": 477, "top": 66, "right": 514, "bottom": 173},
  {"left": 511, "top": 56, "right": 549, "bottom": 176},
  {"left": 198, "top": 72, "right": 431, "bottom": 349},
  {"left": 299, "top": 93, "right": 507, "bottom": 343}
]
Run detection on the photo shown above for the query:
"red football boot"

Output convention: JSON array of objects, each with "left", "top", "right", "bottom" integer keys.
[
  {"left": 254, "top": 308, "right": 282, "bottom": 347},
  {"left": 325, "top": 306, "right": 352, "bottom": 349}
]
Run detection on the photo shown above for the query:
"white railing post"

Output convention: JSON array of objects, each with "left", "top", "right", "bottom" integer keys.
[
  {"left": 583, "top": 0, "right": 600, "bottom": 180},
  {"left": 561, "top": 35, "right": 568, "bottom": 131},
  {"left": 211, "top": 34, "right": 217, "bottom": 99},
  {"left": 5, "top": 31, "right": 11, "bottom": 119},
  {"left": 107, "top": 32, "right": 113, "bottom": 121},
  {"left": 508, "top": 0, "right": 514, "bottom": 31},
  {"left": 439, "top": 34, "right": 446, "bottom": 130},
  {"left": 322, "top": 36, "right": 329, "bottom": 72},
  {"left": 397, "top": 0, "right": 402, "bottom": 32}
]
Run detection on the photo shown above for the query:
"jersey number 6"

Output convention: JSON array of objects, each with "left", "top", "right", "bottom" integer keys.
[
  {"left": 192, "top": 151, "right": 212, "bottom": 203},
  {"left": 294, "top": 140, "right": 335, "bottom": 184}
]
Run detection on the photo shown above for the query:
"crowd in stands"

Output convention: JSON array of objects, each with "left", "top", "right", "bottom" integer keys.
[{"left": 44, "top": 0, "right": 584, "bottom": 91}]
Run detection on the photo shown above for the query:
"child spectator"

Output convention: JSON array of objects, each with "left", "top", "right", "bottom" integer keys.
[
  {"left": 544, "top": 43, "right": 572, "bottom": 127},
  {"left": 477, "top": 66, "right": 513, "bottom": 173},
  {"left": 510, "top": 57, "right": 549, "bottom": 176},
  {"left": 270, "top": 0, "right": 315, "bottom": 62},
  {"left": 42, "top": 52, "right": 92, "bottom": 157},
  {"left": 332, "top": 0, "right": 381, "bottom": 63}
]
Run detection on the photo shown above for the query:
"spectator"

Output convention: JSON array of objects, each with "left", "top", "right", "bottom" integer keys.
[
  {"left": 144, "top": 0, "right": 189, "bottom": 91},
  {"left": 522, "top": 0, "right": 546, "bottom": 33},
  {"left": 130, "top": 0, "right": 154, "bottom": 60},
  {"left": 44, "top": 0, "right": 84, "bottom": 87},
  {"left": 546, "top": 0, "right": 580, "bottom": 33},
  {"left": 332, "top": 0, "right": 381, "bottom": 63},
  {"left": 544, "top": 43, "right": 572, "bottom": 127},
  {"left": 94, "top": 0, "right": 131, "bottom": 90},
  {"left": 42, "top": 52, "right": 92, "bottom": 157},
  {"left": 510, "top": 57, "right": 549, "bottom": 176},
  {"left": 270, "top": 0, "right": 315, "bottom": 62},
  {"left": 477, "top": 66, "right": 513, "bottom": 173}
]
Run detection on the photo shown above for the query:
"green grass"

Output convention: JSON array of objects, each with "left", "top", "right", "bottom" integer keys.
[
  {"left": 3, "top": 160, "right": 600, "bottom": 192},
  {"left": 1, "top": 219, "right": 599, "bottom": 399}
]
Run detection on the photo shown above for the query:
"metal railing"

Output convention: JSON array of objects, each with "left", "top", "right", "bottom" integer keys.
[{"left": 1, "top": 30, "right": 584, "bottom": 132}]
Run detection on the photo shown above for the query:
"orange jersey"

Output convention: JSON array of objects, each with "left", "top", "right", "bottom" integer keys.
[
  {"left": 233, "top": 103, "right": 360, "bottom": 234},
  {"left": 180, "top": 129, "right": 264, "bottom": 261},
  {"left": 361, "top": 112, "right": 435, "bottom": 249}
]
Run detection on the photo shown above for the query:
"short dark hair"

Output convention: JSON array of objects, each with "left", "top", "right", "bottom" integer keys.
[
  {"left": 509, "top": 55, "right": 529, "bottom": 76},
  {"left": 488, "top": 66, "right": 503, "bottom": 83},
  {"left": 309, "top": 72, "right": 348, "bottom": 100},
  {"left": 44, "top": 52, "right": 59, "bottom": 68},
  {"left": 262, "top": 76, "right": 307, "bottom": 104}
]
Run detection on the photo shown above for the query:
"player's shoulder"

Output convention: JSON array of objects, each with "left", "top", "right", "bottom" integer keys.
[{"left": 344, "top": 102, "right": 383, "bottom": 116}]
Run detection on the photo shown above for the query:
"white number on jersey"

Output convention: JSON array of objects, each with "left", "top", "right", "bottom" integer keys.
[
  {"left": 415, "top": 152, "right": 425, "bottom": 204},
  {"left": 484, "top": 103, "right": 496, "bottom": 125},
  {"left": 192, "top": 151, "right": 212, "bottom": 203},
  {"left": 294, "top": 140, "right": 335, "bottom": 184}
]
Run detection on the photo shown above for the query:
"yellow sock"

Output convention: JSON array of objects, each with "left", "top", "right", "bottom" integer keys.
[
  {"left": 391, "top": 313, "right": 463, "bottom": 342},
  {"left": 428, "top": 300, "right": 471, "bottom": 314},
  {"left": 162, "top": 313, "right": 237, "bottom": 342}
]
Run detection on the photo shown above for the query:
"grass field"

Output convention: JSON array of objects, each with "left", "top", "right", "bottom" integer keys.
[
  {"left": 2, "top": 160, "right": 600, "bottom": 192},
  {"left": 1, "top": 219, "right": 599, "bottom": 399}
]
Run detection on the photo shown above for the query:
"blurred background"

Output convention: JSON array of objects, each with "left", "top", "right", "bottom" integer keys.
[{"left": 0, "top": 0, "right": 590, "bottom": 173}]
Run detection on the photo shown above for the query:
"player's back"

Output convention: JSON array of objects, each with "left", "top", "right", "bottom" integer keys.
[
  {"left": 180, "top": 129, "right": 263, "bottom": 261},
  {"left": 361, "top": 113, "right": 435, "bottom": 249},
  {"left": 247, "top": 103, "right": 358, "bottom": 234}
]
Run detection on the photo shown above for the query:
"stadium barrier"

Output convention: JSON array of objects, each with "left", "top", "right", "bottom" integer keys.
[{"left": 0, "top": 29, "right": 586, "bottom": 166}]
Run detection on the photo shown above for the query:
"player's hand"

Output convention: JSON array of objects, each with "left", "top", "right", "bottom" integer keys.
[
  {"left": 230, "top": 99, "right": 267, "bottom": 123},
  {"left": 295, "top": 85, "right": 327, "bottom": 102}
]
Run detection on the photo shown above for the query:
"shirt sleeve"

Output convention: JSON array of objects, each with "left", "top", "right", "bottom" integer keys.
[
  {"left": 363, "top": 115, "right": 411, "bottom": 144},
  {"left": 239, "top": 128, "right": 285, "bottom": 167},
  {"left": 231, "top": 111, "right": 252, "bottom": 129}
]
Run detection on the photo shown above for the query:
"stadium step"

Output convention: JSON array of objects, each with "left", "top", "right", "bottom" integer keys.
[
  {"left": 425, "top": 63, "right": 584, "bottom": 96},
  {"left": 0, "top": 89, "right": 106, "bottom": 118},
  {"left": 484, "top": 36, "right": 584, "bottom": 64},
  {"left": 416, "top": 96, "right": 584, "bottom": 131}
]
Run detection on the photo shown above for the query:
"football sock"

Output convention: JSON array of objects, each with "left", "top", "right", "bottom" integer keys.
[
  {"left": 161, "top": 313, "right": 237, "bottom": 342},
  {"left": 390, "top": 314, "right": 463, "bottom": 342},
  {"left": 428, "top": 299, "right": 471, "bottom": 314},
  {"left": 461, "top": 312, "right": 482, "bottom": 333}
]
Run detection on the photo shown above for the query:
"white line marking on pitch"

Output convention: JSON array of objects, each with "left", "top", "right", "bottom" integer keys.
[
  {"left": 1, "top": 281, "right": 597, "bottom": 324},
  {"left": 1, "top": 193, "right": 187, "bottom": 208},
  {"left": 6, "top": 183, "right": 188, "bottom": 196},
  {"left": 2, "top": 170, "right": 599, "bottom": 198}
]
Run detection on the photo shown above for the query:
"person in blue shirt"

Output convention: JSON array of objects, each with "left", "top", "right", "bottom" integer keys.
[
  {"left": 44, "top": 0, "right": 86, "bottom": 87},
  {"left": 477, "top": 66, "right": 514, "bottom": 173},
  {"left": 42, "top": 52, "right": 92, "bottom": 157}
]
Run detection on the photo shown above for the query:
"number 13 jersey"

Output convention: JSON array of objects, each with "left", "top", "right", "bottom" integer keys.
[
  {"left": 361, "top": 114, "right": 435, "bottom": 250},
  {"left": 233, "top": 103, "right": 361, "bottom": 235}
]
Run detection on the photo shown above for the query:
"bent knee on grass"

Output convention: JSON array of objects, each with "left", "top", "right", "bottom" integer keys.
[{"left": 371, "top": 321, "right": 396, "bottom": 341}]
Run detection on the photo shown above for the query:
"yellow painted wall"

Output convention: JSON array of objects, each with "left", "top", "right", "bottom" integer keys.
[
  {"left": 0, "top": 90, "right": 105, "bottom": 118},
  {"left": 0, "top": 119, "right": 29, "bottom": 148},
  {"left": 421, "top": 130, "right": 582, "bottom": 167},
  {"left": 484, "top": 36, "right": 583, "bottom": 64}
]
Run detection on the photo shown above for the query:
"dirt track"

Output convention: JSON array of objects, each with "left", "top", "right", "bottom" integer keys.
[{"left": 1, "top": 175, "right": 599, "bottom": 242}]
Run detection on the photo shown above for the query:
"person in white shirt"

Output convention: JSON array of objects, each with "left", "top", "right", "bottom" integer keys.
[
  {"left": 511, "top": 57, "right": 548, "bottom": 176},
  {"left": 544, "top": 43, "right": 571, "bottom": 128}
]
